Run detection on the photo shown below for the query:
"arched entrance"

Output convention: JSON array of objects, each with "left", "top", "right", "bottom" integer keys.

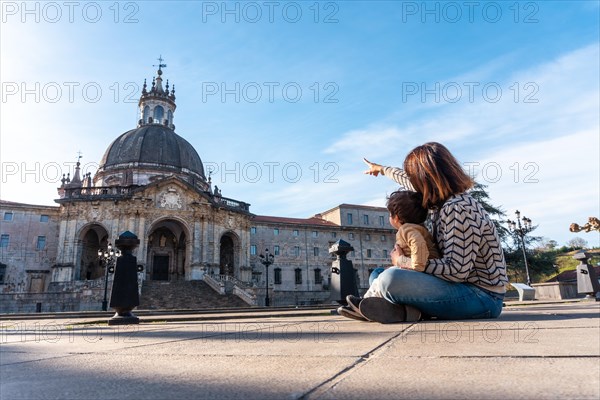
[
  {"left": 78, "top": 224, "right": 109, "bottom": 280},
  {"left": 147, "top": 219, "right": 188, "bottom": 281},
  {"left": 219, "top": 235, "right": 234, "bottom": 275},
  {"left": 219, "top": 232, "right": 240, "bottom": 277}
]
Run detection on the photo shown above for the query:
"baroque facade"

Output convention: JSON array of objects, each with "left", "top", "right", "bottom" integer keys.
[{"left": 0, "top": 66, "right": 396, "bottom": 312}]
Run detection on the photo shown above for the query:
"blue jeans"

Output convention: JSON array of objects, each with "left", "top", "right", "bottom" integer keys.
[{"left": 368, "top": 268, "right": 504, "bottom": 320}]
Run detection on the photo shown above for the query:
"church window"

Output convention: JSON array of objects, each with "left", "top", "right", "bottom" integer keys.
[
  {"left": 274, "top": 228, "right": 279, "bottom": 236},
  {"left": 167, "top": 109, "right": 173, "bottom": 126},
  {"left": 250, "top": 245, "right": 257, "bottom": 255},
  {"left": 294, "top": 246, "right": 300, "bottom": 256},
  {"left": 251, "top": 227, "right": 256, "bottom": 234},
  {"left": 153, "top": 105, "right": 164, "bottom": 123},
  {"left": 294, "top": 268, "right": 302, "bottom": 285},
  {"left": 36, "top": 236, "right": 46, "bottom": 250},
  {"left": 347, "top": 213, "right": 353, "bottom": 225},
  {"left": 40, "top": 215, "right": 49, "bottom": 222},
  {"left": 363, "top": 215, "right": 369, "bottom": 225},
  {"left": 3, "top": 212, "right": 13, "bottom": 221},
  {"left": 0, "top": 235, "right": 9, "bottom": 248},
  {"left": 274, "top": 245, "right": 280, "bottom": 255},
  {"left": 143, "top": 106, "right": 150, "bottom": 122},
  {"left": 313, "top": 247, "right": 319, "bottom": 257},
  {"left": 379, "top": 216, "right": 385, "bottom": 226}
]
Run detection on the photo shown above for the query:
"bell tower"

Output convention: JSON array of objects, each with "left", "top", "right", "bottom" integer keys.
[{"left": 138, "top": 56, "right": 176, "bottom": 130}]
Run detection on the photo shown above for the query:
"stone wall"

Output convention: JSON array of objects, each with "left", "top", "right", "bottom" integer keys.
[
  {"left": 0, "top": 277, "right": 113, "bottom": 314},
  {"left": 0, "top": 288, "right": 107, "bottom": 313},
  {"left": 532, "top": 282, "right": 582, "bottom": 300},
  {"left": 0, "top": 201, "right": 60, "bottom": 292},
  {"left": 251, "top": 288, "right": 332, "bottom": 307}
]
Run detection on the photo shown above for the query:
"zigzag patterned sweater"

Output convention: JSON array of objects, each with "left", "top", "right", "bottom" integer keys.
[{"left": 383, "top": 167, "right": 508, "bottom": 294}]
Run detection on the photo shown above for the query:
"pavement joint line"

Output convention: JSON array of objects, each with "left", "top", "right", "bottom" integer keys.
[
  {"left": 1, "top": 317, "right": 339, "bottom": 346},
  {"left": 71, "top": 310, "right": 335, "bottom": 325},
  {"left": 0, "top": 323, "right": 194, "bottom": 345},
  {"left": 0, "top": 305, "right": 339, "bottom": 321},
  {"left": 398, "top": 355, "right": 600, "bottom": 359},
  {"left": 71, "top": 319, "right": 311, "bottom": 355},
  {"left": 297, "top": 322, "right": 419, "bottom": 400},
  {"left": 0, "top": 320, "right": 311, "bottom": 366},
  {"left": 0, "top": 354, "right": 76, "bottom": 367}
]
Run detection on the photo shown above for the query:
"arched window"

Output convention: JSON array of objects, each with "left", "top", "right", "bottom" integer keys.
[
  {"left": 167, "top": 110, "right": 173, "bottom": 126},
  {"left": 153, "top": 105, "right": 164, "bottom": 124},
  {"left": 143, "top": 106, "right": 149, "bottom": 123}
]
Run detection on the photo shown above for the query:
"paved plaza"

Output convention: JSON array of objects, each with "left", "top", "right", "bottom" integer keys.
[{"left": 1, "top": 301, "right": 599, "bottom": 399}]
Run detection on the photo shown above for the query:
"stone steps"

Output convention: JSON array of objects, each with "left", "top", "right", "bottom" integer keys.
[{"left": 139, "top": 280, "right": 248, "bottom": 310}]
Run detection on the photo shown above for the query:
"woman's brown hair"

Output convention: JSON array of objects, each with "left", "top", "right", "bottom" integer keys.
[{"left": 403, "top": 142, "right": 473, "bottom": 209}]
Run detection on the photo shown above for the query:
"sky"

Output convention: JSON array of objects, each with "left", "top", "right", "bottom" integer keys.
[{"left": 1, "top": 0, "right": 599, "bottom": 247}]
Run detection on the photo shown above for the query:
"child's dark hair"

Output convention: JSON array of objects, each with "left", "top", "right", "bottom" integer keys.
[{"left": 386, "top": 190, "right": 428, "bottom": 224}]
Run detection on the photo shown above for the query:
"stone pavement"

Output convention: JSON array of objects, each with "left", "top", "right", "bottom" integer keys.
[{"left": 1, "top": 301, "right": 599, "bottom": 400}]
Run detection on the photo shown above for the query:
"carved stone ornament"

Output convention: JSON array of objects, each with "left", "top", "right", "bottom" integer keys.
[
  {"left": 91, "top": 208, "right": 102, "bottom": 220},
  {"left": 569, "top": 217, "right": 600, "bottom": 233},
  {"left": 159, "top": 188, "right": 182, "bottom": 210}
]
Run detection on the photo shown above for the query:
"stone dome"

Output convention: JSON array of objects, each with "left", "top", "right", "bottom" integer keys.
[{"left": 96, "top": 125, "right": 206, "bottom": 184}]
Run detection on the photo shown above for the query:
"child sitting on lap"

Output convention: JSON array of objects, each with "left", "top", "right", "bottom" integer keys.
[{"left": 364, "top": 190, "right": 439, "bottom": 298}]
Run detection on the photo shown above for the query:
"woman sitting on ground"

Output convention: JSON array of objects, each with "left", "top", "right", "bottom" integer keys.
[{"left": 342, "top": 142, "right": 507, "bottom": 323}]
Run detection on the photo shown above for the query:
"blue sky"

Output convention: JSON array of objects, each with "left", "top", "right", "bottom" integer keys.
[{"left": 1, "top": 0, "right": 599, "bottom": 247}]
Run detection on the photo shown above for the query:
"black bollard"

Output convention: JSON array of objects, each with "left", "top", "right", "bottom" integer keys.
[
  {"left": 329, "top": 239, "right": 359, "bottom": 305},
  {"left": 574, "top": 251, "right": 600, "bottom": 301},
  {"left": 108, "top": 231, "right": 142, "bottom": 325}
]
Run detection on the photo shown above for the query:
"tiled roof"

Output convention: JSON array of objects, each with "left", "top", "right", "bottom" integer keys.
[
  {"left": 0, "top": 199, "right": 58, "bottom": 209},
  {"left": 253, "top": 215, "right": 338, "bottom": 227}
]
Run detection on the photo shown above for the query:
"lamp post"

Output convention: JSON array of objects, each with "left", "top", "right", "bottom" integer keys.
[
  {"left": 506, "top": 210, "right": 534, "bottom": 286},
  {"left": 97, "top": 243, "right": 121, "bottom": 311},
  {"left": 259, "top": 249, "right": 274, "bottom": 307}
]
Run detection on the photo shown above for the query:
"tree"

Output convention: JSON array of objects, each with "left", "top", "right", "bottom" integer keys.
[
  {"left": 566, "top": 237, "right": 588, "bottom": 249},
  {"left": 545, "top": 239, "right": 559, "bottom": 250},
  {"left": 468, "top": 182, "right": 509, "bottom": 241},
  {"left": 466, "top": 182, "right": 557, "bottom": 282}
]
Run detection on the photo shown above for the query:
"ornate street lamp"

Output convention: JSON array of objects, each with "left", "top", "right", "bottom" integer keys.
[
  {"left": 506, "top": 210, "right": 534, "bottom": 286},
  {"left": 97, "top": 243, "right": 122, "bottom": 311},
  {"left": 259, "top": 249, "right": 275, "bottom": 307}
]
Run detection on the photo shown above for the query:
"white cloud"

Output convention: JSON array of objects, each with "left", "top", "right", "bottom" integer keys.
[
  {"left": 318, "top": 43, "right": 599, "bottom": 246},
  {"left": 479, "top": 128, "right": 599, "bottom": 245}
]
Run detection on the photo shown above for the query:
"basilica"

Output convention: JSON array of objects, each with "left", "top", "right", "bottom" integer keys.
[{"left": 0, "top": 65, "right": 396, "bottom": 312}]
